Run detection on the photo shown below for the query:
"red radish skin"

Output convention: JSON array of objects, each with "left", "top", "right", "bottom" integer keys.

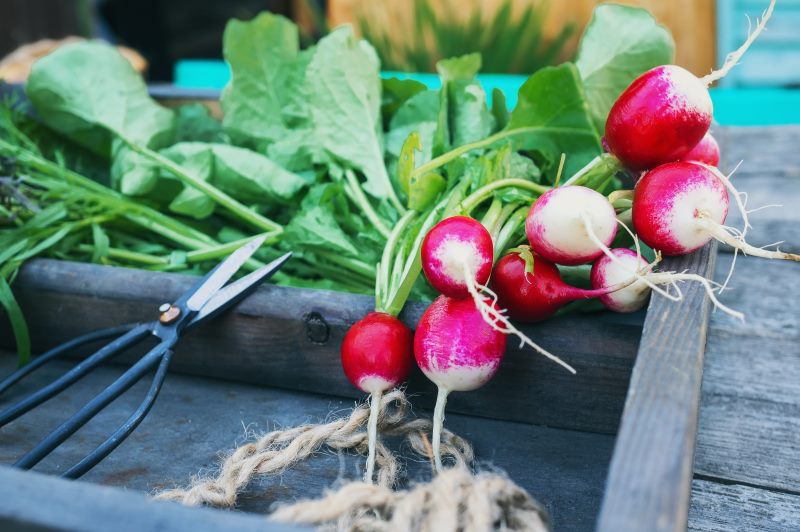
[
  {"left": 341, "top": 312, "right": 413, "bottom": 393},
  {"left": 591, "top": 248, "right": 652, "bottom": 313},
  {"left": 420, "top": 216, "right": 576, "bottom": 374},
  {"left": 490, "top": 251, "right": 632, "bottom": 322},
  {"left": 633, "top": 161, "right": 800, "bottom": 261},
  {"left": 421, "top": 216, "right": 493, "bottom": 299},
  {"left": 414, "top": 295, "right": 506, "bottom": 392},
  {"left": 633, "top": 162, "right": 728, "bottom": 256},
  {"left": 414, "top": 294, "right": 506, "bottom": 472},
  {"left": 680, "top": 132, "right": 720, "bottom": 167},
  {"left": 341, "top": 312, "right": 413, "bottom": 483},
  {"left": 604, "top": 1, "right": 776, "bottom": 171},
  {"left": 605, "top": 65, "right": 713, "bottom": 171},
  {"left": 526, "top": 186, "right": 617, "bottom": 266}
]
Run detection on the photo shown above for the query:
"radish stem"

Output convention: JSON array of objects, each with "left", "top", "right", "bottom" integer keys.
[
  {"left": 344, "top": 169, "right": 392, "bottom": 239},
  {"left": 121, "top": 137, "right": 283, "bottom": 234}
]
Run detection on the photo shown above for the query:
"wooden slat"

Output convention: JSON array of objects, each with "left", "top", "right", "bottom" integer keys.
[
  {"left": 0, "top": 356, "right": 615, "bottom": 531},
  {"left": 0, "top": 258, "right": 643, "bottom": 435},
  {"left": 0, "top": 465, "right": 299, "bottom": 532},
  {"left": 692, "top": 256, "right": 800, "bottom": 492},
  {"left": 596, "top": 242, "right": 718, "bottom": 532},
  {"left": 689, "top": 480, "right": 800, "bottom": 532},
  {"left": 717, "top": 126, "right": 800, "bottom": 255}
]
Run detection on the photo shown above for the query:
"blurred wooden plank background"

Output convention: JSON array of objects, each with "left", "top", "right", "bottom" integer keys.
[{"left": 328, "top": 0, "right": 717, "bottom": 76}]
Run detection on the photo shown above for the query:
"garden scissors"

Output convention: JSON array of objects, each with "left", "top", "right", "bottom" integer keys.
[{"left": 0, "top": 236, "right": 290, "bottom": 479}]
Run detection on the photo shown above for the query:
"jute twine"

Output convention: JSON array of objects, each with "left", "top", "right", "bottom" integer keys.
[{"left": 155, "top": 389, "right": 549, "bottom": 531}]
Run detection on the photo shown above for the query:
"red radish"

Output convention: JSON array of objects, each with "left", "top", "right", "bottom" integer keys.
[
  {"left": 341, "top": 312, "right": 413, "bottom": 482},
  {"left": 490, "top": 248, "right": 636, "bottom": 322},
  {"left": 605, "top": 65, "right": 713, "bottom": 171},
  {"left": 414, "top": 295, "right": 506, "bottom": 471},
  {"left": 526, "top": 186, "right": 617, "bottom": 266},
  {"left": 590, "top": 248, "right": 652, "bottom": 313},
  {"left": 680, "top": 132, "right": 720, "bottom": 167},
  {"left": 632, "top": 161, "right": 800, "bottom": 261},
  {"left": 421, "top": 216, "right": 576, "bottom": 374},
  {"left": 421, "top": 216, "right": 493, "bottom": 298},
  {"left": 604, "top": 0, "right": 774, "bottom": 171}
]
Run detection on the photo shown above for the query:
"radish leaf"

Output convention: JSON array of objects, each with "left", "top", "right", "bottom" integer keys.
[{"left": 576, "top": 4, "right": 675, "bottom": 133}]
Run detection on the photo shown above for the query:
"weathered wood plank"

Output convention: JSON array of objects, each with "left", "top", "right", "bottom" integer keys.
[
  {"left": 717, "top": 126, "right": 800, "bottom": 254},
  {"left": 0, "top": 356, "right": 615, "bottom": 531},
  {"left": 0, "top": 258, "right": 643, "bottom": 435},
  {"left": 689, "top": 254, "right": 800, "bottom": 493},
  {"left": 689, "top": 479, "right": 800, "bottom": 532},
  {"left": 0, "top": 465, "right": 302, "bottom": 532},
  {"left": 597, "top": 242, "right": 717, "bottom": 532}
]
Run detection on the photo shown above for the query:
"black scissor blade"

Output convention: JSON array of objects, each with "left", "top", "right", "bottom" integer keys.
[
  {"left": 183, "top": 235, "right": 268, "bottom": 312},
  {"left": 188, "top": 252, "right": 291, "bottom": 329}
]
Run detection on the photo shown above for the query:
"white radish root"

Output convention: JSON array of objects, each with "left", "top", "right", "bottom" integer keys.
[
  {"left": 701, "top": 0, "right": 776, "bottom": 87},
  {"left": 364, "top": 389, "right": 382, "bottom": 483},
  {"left": 461, "top": 261, "right": 576, "bottom": 374},
  {"left": 583, "top": 213, "right": 745, "bottom": 319},
  {"left": 431, "top": 387, "right": 449, "bottom": 473}
]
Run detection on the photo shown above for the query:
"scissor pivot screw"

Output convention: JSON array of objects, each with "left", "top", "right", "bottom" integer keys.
[{"left": 159, "top": 304, "right": 181, "bottom": 324}]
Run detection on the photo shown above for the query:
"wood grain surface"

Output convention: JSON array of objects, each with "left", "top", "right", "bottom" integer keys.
[
  {"left": 0, "top": 258, "right": 643, "bottom": 435},
  {"left": 597, "top": 242, "right": 718, "bottom": 532},
  {"left": 0, "top": 357, "right": 614, "bottom": 531}
]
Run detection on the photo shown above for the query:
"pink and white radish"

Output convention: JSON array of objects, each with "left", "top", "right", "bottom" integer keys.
[
  {"left": 632, "top": 161, "right": 799, "bottom": 261},
  {"left": 525, "top": 185, "right": 618, "bottom": 265},
  {"left": 680, "top": 132, "right": 720, "bottom": 167},
  {"left": 590, "top": 248, "right": 653, "bottom": 313},
  {"left": 604, "top": 0, "right": 774, "bottom": 171},
  {"left": 590, "top": 247, "right": 744, "bottom": 319},
  {"left": 341, "top": 312, "right": 413, "bottom": 482},
  {"left": 422, "top": 216, "right": 575, "bottom": 372},
  {"left": 414, "top": 295, "right": 506, "bottom": 472},
  {"left": 490, "top": 248, "right": 636, "bottom": 322},
  {"left": 421, "top": 216, "right": 493, "bottom": 298}
]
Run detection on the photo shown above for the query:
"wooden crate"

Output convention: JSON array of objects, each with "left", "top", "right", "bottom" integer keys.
[{"left": 0, "top": 86, "right": 719, "bottom": 531}]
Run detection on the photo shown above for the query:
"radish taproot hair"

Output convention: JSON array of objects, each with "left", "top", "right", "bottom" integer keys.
[
  {"left": 341, "top": 312, "right": 413, "bottom": 483},
  {"left": 525, "top": 186, "right": 617, "bottom": 266},
  {"left": 590, "top": 247, "right": 745, "bottom": 319},
  {"left": 604, "top": 0, "right": 775, "bottom": 171},
  {"left": 490, "top": 247, "right": 635, "bottom": 322},
  {"left": 413, "top": 295, "right": 506, "bottom": 472},
  {"left": 680, "top": 132, "right": 720, "bottom": 167},
  {"left": 421, "top": 216, "right": 575, "bottom": 373},
  {"left": 632, "top": 161, "right": 800, "bottom": 261}
]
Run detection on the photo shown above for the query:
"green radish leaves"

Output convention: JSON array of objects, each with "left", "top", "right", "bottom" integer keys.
[
  {"left": 576, "top": 4, "right": 675, "bottom": 133},
  {"left": 221, "top": 12, "right": 303, "bottom": 150},
  {"left": 507, "top": 63, "right": 601, "bottom": 177},
  {"left": 26, "top": 42, "right": 175, "bottom": 150},
  {"left": 26, "top": 41, "right": 176, "bottom": 196}
]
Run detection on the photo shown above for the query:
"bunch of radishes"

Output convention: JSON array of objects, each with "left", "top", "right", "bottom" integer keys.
[{"left": 341, "top": 0, "right": 800, "bottom": 477}]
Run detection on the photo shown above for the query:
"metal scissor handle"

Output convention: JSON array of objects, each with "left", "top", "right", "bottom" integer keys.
[{"left": 0, "top": 240, "right": 290, "bottom": 478}]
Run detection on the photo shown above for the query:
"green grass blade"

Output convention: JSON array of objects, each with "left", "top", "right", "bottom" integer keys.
[{"left": 0, "top": 276, "right": 31, "bottom": 366}]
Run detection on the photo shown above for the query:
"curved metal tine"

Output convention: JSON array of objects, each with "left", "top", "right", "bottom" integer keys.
[
  {"left": 14, "top": 342, "right": 168, "bottom": 470},
  {"left": 62, "top": 350, "right": 174, "bottom": 479},
  {"left": 0, "top": 324, "right": 139, "bottom": 396},
  {"left": 0, "top": 323, "right": 152, "bottom": 428}
]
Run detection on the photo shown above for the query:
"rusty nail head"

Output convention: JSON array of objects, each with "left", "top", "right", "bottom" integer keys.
[{"left": 159, "top": 304, "right": 181, "bottom": 324}]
